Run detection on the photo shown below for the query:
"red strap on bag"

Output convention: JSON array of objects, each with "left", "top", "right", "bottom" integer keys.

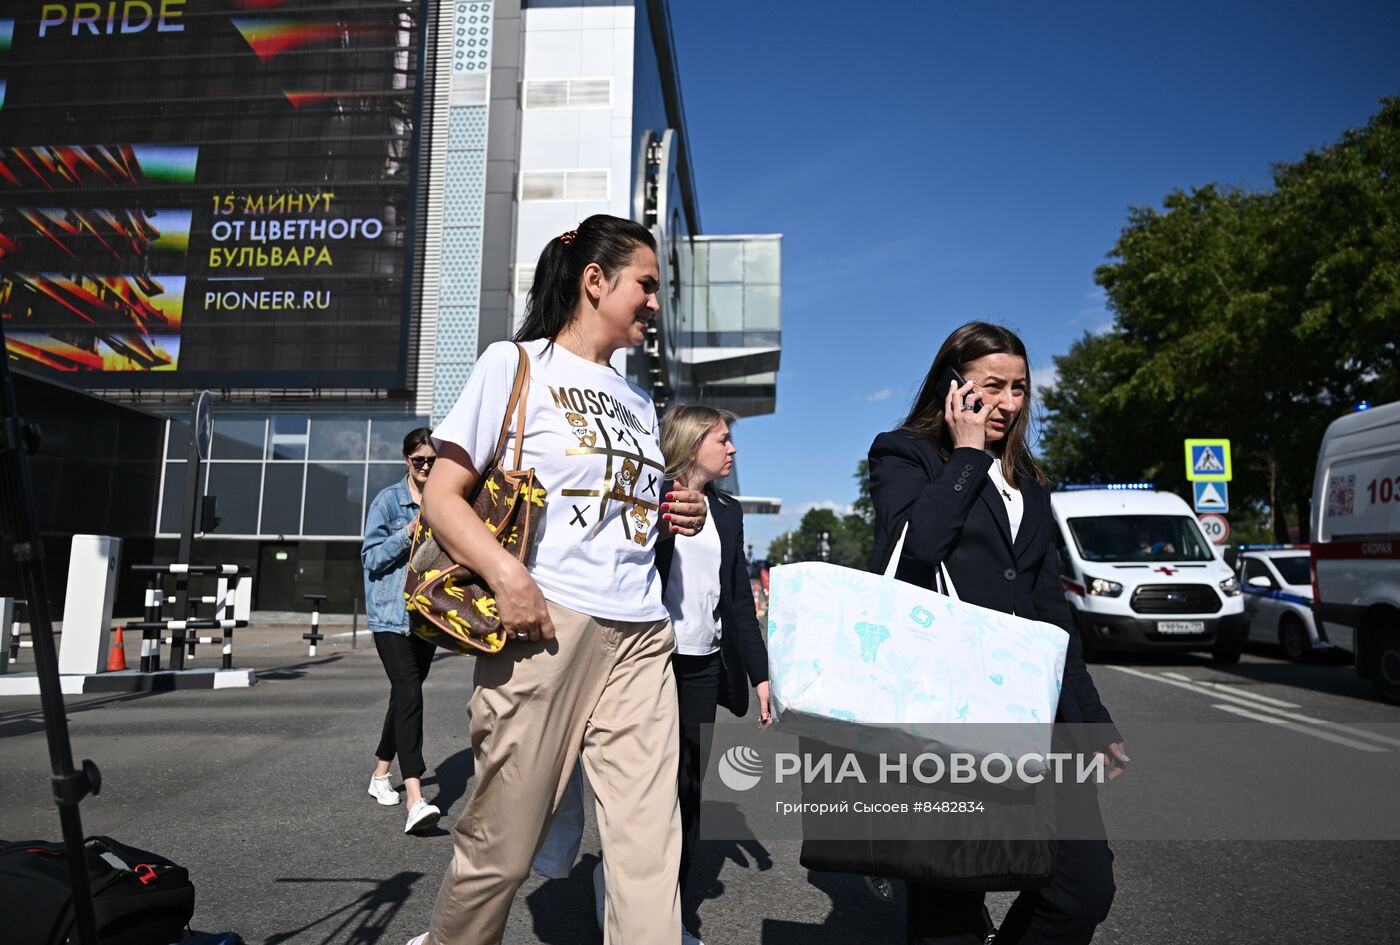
[{"left": 134, "top": 864, "right": 157, "bottom": 886}]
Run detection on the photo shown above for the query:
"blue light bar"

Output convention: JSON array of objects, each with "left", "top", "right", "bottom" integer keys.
[
  {"left": 1060, "top": 482, "right": 1156, "bottom": 492},
  {"left": 1236, "top": 543, "right": 1307, "bottom": 551},
  {"left": 1355, "top": 401, "right": 1373, "bottom": 411}
]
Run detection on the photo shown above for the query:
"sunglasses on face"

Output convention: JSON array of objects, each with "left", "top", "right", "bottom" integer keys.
[{"left": 408, "top": 456, "right": 435, "bottom": 470}]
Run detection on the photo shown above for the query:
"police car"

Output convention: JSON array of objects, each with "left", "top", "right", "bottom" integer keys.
[
  {"left": 1233, "top": 545, "right": 1322, "bottom": 662},
  {"left": 1050, "top": 485, "right": 1248, "bottom": 663}
]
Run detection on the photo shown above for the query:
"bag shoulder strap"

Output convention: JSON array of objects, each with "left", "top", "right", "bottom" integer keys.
[
  {"left": 488, "top": 342, "right": 531, "bottom": 471},
  {"left": 884, "top": 522, "right": 961, "bottom": 602}
]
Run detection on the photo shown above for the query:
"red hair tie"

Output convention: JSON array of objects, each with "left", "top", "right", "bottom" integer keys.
[{"left": 559, "top": 229, "right": 578, "bottom": 245}]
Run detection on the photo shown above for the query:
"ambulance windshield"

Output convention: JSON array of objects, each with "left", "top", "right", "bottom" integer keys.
[{"left": 1067, "top": 515, "right": 1215, "bottom": 563}]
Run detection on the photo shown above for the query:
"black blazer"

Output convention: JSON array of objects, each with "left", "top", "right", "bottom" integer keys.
[
  {"left": 868, "top": 430, "right": 1119, "bottom": 743},
  {"left": 657, "top": 482, "right": 770, "bottom": 718}
]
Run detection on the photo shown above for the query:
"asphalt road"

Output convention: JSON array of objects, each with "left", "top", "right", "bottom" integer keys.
[{"left": 3, "top": 627, "right": 1398, "bottom": 945}]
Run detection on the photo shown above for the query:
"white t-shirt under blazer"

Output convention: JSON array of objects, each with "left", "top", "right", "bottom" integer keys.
[
  {"left": 663, "top": 509, "right": 723, "bottom": 655},
  {"left": 985, "top": 453, "right": 1024, "bottom": 542},
  {"left": 433, "top": 339, "right": 669, "bottom": 622}
]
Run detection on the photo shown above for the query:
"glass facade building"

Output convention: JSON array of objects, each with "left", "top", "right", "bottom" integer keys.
[{"left": 6, "top": 1, "right": 781, "bottom": 614}]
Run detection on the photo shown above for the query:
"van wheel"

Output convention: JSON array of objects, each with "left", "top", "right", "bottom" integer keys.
[
  {"left": 1278, "top": 616, "right": 1311, "bottom": 663},
  {"left": 1211, "top": 642, "right": 1243, "bottom": 665},
  {"left": 1372, "top": 627, "right": 1400, "bottom": 705}
]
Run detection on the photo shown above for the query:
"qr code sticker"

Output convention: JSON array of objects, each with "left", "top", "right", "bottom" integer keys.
[{"left": 1326, "top": 475, "right": 1355, "bottom": 517}]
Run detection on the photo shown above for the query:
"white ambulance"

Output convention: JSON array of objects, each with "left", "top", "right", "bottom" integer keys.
[
  {"left": 1311, "top": 400, "right": 1400, "bottom": 702},
  {"left": 1050, "top": 486, "right": 1248, "bottom": 663}
]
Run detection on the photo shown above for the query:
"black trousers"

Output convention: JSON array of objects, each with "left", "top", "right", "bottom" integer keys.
[
  {"left": 907, "top": 781, "right": 1115, "bottom": 945},
  {"left": 373, "top": 630, "right": 437, "bottom": 780},
  {"left": 674, "top": 650, "right": 723, "bottom": 902}
]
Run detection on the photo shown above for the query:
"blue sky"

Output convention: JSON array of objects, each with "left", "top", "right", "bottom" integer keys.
[{"left": 667, "top": 0, "right": 1400, "bottom": 557}]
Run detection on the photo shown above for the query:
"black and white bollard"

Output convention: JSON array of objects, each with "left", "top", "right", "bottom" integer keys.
[
  {"left": 141, "top": 577, "right": 162, "bottom": 673},
  {"left": 217, "top": 566, "right": 239, "bottom": 670},
  {"left": 303, "top": 594, "right": 327, "bottom": 656},
  {"left": 2, "top": 598, "right": 23, "bottom": 666}
]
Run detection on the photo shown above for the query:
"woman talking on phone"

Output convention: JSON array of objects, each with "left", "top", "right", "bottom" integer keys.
[{"left": 868, "top": 321, "right": 1128, "bottom": 945}]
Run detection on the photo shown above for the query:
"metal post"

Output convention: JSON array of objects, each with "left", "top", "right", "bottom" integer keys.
[
  {"left": 351, "top": 596, "right": 359, "bottom": 651},
  {"left": 0, "top": 597, "right": 12, "bottom": 674},
  {"left": 140, "top": 577, "right": 161, "bottom": 673},
  {"left": 0, "top": 314, "right": 102, "bottom": 945},
  {"left": 8, "top": 598, "right": 23, "bottom": 663},
  {"left": 171, "top": 392, "right": 211, "bottom": 671},
  {"left": 219, "top": 571, "right": 237, "bottom": 670},
  {"left": 303, "top": 594, "right": 326, "bottom": 656}
]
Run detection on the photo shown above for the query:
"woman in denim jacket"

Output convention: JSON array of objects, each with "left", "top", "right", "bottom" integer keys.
[{"left": 362, "top": 426, "right": 443, "bottom": 835}]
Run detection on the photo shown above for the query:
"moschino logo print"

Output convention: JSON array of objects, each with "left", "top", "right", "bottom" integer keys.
[
  {"left": 548, "top": 385, "right": 662, "bottom": 545},
  {"left": 548, "top": 386, "right": 653, "bottom": 436}
]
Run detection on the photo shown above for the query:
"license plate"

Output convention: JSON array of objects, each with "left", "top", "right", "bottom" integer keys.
[{"left": 1158, "top": 621, "right": 1205, "bottom": 634}]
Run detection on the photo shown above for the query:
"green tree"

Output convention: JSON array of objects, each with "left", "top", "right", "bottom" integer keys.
[
  {"left": 765, "top": 461, "right": 875, "bottom": 568},
  {"left": 1040, "top": 98, "right": 1400, "bottom": 540}
]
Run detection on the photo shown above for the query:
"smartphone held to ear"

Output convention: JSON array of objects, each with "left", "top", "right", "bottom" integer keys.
[{"left": 936, "top": 365, "right": 982, "bottom": 413}]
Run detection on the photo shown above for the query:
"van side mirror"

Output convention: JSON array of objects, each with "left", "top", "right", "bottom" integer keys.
[{"left": 1247, "top": 575, "right": 1273, "bottom": 588}]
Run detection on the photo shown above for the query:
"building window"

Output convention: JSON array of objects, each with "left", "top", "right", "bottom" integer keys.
[
  {"left": 156, "top": 414, "right": 428, "bottom": 540},
  {"left": 514, "top": 265, "right": 535, "bottom": 296},
  {"left": 524, "top": 77, "right": 612, "bottom": 109},
  {"left": 520, "top": 169, "right": 611, "bottom": 202}
]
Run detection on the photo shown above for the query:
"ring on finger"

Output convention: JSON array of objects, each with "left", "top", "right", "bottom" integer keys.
[{"left": 514, "top": 631, "right": 528, "bottom": 639}]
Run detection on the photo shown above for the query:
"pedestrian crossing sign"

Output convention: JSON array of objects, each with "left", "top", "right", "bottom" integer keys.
[
  {"left": 1184, "top": 439, "right": 1232, "bottom": 482},
  {"left": 1193, "top": 481, "right": 1229, "bottom": 513}
]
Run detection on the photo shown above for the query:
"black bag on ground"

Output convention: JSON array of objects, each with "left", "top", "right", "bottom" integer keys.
[{"left": 0, "top": 835, "right": 196, "bottom": 945}]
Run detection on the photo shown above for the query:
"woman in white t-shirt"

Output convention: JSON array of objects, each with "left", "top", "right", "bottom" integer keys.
[{"left": 411, "top": 214, "right": 710, "bottom": 945}]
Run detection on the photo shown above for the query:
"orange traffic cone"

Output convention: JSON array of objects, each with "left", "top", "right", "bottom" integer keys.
[{"left": 106, "top": 627, "right": 127, "bottom": 672}]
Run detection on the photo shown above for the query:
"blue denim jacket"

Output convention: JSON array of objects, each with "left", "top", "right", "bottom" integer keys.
[{"left": 362, "top": 477, "right": 418, "bottom": 634}]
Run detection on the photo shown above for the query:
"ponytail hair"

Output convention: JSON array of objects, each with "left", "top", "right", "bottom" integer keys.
[{"left": 516, "top": 214, "right": 657, "bottom": 343}]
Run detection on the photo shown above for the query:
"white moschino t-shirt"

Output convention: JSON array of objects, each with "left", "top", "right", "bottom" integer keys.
[{"left": 433, "top": 338, "right": 669, "bottom": 622}]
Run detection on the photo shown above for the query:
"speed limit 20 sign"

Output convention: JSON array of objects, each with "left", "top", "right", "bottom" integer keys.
[{"left": 1197, "top": 513, "right": 1230, "bottom": 545}]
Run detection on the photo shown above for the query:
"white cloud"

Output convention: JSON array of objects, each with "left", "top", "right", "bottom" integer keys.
[{"left": 864, "top": 387, "right": 896, "bottom": 402}]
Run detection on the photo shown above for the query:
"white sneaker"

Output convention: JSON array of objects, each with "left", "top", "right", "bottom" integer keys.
[
  {"left": 405, "top": 934, "right": 428, "bottom": 945},
  {"left": 368, "top": 774, "right": 400, "bottom": 806},
  {"left": 682, "top": 928, "right": 705, "bottom": 945},
  {"left": 405, "top": 798, "right": 441, "bottom": 834}
]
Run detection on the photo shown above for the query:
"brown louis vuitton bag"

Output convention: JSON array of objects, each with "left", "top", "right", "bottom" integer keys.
[{"left": 404, "top": 342, "right": 545, "bottom": 654}]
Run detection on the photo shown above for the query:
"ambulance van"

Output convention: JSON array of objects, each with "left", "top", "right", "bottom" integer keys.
[
  {"left": 1050, "top": 486, "right": 1248, "bottom": 663},
  {"left": 1311, "top": 400, "right": 1400, "bottom": 702}
]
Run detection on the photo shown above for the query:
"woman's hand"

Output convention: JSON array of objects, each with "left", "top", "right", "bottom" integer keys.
[
  {"left": 944, "top": 379, "right": 991, "bottom": 451},
  {"left": 756, "top": 680, "right": 773, "bottom": 729},
  {"left": 488, "top": 557, "right": 556, "bottom": 642},
  {"left": 1096, "top": 741, "right": 1129, "bottom": 781},
  {"left": 662, "top": 488, "right": 708, "bottom": 536}
]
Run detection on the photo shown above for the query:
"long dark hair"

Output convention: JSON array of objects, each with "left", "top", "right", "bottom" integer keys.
[
  {"left": 515, "top": 214, "right": 657, "bottom": 343},
  {"left": 901, "top": 321, "right": 1047, "bottom": 488}
]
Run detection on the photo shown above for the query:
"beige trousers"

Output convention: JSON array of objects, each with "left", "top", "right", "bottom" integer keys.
[{"left": 430, "top": 600, "right": 681, "bottom": 945}]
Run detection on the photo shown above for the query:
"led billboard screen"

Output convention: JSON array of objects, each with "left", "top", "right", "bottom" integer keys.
[{"left": 0, "top": 1, "right": 424, "bottom": 388}]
